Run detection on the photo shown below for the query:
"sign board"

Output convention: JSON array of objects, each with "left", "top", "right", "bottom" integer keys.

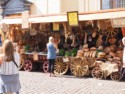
[
  {"left": 67, "top": 11, "right": 79, "bottom": 27},
  {"left": 22, "top": 11, "right": 29, "bottom": 29},
  {"left": 53, "top": 23, "right": 59, "bottom": 31},
  {"left": 111, "top": 17, "right": 125, "bottom": 27}
]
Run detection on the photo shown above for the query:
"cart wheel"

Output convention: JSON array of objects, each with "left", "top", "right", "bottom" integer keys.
[
  {"left": 110, "top": 72, "right": 120, "bottom": 81},
  {"left": 43, "top": 61, "right": 49, "bottom": 73},
  {"left": 23, "top": 60, "right": 33, "bottom": 71},
  {"left": 70, "top": 58, "right": 88, "bottom": 77},
  {"left": 54, "top": 57, "right": 69, "bottom": 75},
  {"left": 92, "top": 67, "right": 103, "bottom": 79}
]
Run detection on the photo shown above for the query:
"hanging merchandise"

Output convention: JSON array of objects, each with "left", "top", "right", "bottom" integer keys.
[
  {"left": 24, "top": 30, "right": 30, "bottom": 40},
  {"left": 22, "top": 11, "right": 29, "bottom": 29},
  {"left": 33, "top": 52, "right": 39, "bottom": 61},
  {"left": 96, "top": 34, "right": 103, "bottom": 47},
  {"left": 84, "top": 32, "right": 87, "bottom": 44},
  {"left": 1, "top": 23, "right": 9, "bottom": 33},
  {"left": 108, "top": 37, "right": 116, "bottom": 45},
  {"left": 63, "top": 42, "right": 69, "bottom": 49},
  {"left": 40, "top": 23, "right": 51, "bottom": 32},
  {"left": 53, "top": 23, "right": 59, "bottom": 31},
  {"left": 92, "top": 31, "right": 97, "bottom": 38},
  {"left": 70, "top": 34, "right": 76, "bottom": 47},
  {"left": 30, "top": 28, "right": 37, "bottom": 36},
  {"left": 30, "top": 24, "right": 37, "bottom": 36}
]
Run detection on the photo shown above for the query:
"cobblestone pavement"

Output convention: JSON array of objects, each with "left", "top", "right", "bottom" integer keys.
[{"left": 19, "top": 71, "right": 125, "bottom": 94}]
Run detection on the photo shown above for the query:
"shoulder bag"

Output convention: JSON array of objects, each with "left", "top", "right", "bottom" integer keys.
[{"left": 13, "top": 60, "right": 19, "bottom": 68}]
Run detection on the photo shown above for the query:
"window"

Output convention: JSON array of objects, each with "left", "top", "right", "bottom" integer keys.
[
  {"left": 119, "top": 0, "right": 125, "bottom": 8},
  {"left": 101, "top": 0, "right": 125, "bottom": 9},
  {"left": 101, "top": 0, "right": 110, "bottom": 9}
]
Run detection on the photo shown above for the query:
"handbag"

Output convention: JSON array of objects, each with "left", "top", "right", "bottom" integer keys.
[{"left": 13, "top": 60, "right": 19, "bottom": 68}]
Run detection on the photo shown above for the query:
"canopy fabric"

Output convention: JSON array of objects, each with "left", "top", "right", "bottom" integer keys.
[
  {"left": 0, "top": 18, "right": 22, "bottom": 24},
  {"left": 29, "top": 15, "right": 67, "bottom": 23},
  {"left": 79, "top": 10, "right": 125, "bottom": 21},
  {"left": 0, "top": 9, "right": 125, "bottom": 24}
]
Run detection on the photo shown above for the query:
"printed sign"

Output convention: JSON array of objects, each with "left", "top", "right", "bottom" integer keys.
[
  {"left": 111, "top": 17, "right": 125, "bottom": 27},
  {"left": 53, "top": 23, "right": 59, "bottom": 31},
  {"left": 22, "top": 11, "right": 29, "bottom": 29},
  {"left": 67, "top": 11, "right": 79, "bottom": 26}
]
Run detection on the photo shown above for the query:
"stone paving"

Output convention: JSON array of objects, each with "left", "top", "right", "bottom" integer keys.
[{"left": 19, "top": 71, "right": 125, "bottom": 94}]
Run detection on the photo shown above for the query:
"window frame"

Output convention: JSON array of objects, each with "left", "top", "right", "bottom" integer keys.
[{"left": 101, "top": 0, "right": 125, "bottom": 10}]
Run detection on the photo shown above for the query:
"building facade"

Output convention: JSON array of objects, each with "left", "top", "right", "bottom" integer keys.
[
  {"left": 27, "top": 0, "right": 125, "bottom": 15},
  {"left": 28, "top": 0, "right": 101, "bottom": 15},
  {"left": 0, "top": 0, "right": 125, "bottom": 24},
  {"left": 0, "top": 0, "right": 125, "bottom": 17}
]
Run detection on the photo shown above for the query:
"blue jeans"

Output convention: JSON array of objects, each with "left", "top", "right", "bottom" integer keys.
[{"left": 48, "top": 59, "right": 55, "bottom": 73}]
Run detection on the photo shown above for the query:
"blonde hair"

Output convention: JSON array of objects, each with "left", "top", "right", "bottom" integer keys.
[
  {"left": 49, "top": 36, "right": 54, "bottom": 43},
  {"left": 2, "top": 39, "right": 14, "bottom": 62}
]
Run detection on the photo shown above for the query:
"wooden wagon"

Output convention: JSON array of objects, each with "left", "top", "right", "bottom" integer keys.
[
  {"left": 20, "top": 49, "right": 121, "bottom": 81},
  {"left": 20, "top": 52, "right": 69, "bottom": 74},
  {"left": 53, "top": 50, "right": 121, "bottom": 81},
  {"left": 20, "top": 52, "right": 48, "bottom": 72},
  {"left": 91, "top": 58, "right": 121, "bottom": 81}
]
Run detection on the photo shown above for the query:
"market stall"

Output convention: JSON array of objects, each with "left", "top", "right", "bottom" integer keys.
[{"left": 0, "top": 8, "right": 125, "bottom": 81}]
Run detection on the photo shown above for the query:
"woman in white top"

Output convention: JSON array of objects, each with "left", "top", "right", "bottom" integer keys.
[
  {"left": 120, "top": 37, "right": 125, "bottom": 81},
  {"left": 0, "top": 39, "right": 21, "bottom": 94}
]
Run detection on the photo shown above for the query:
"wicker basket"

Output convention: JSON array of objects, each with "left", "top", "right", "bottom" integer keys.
[
  {"left": 33, "top": 52, "right": 39, "bottom": 61},
  {"left": 97, "top": 52, "right": 106, "bottom": 58}
]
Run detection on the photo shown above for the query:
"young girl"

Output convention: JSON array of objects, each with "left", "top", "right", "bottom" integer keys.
[{"left": 0, "top": 40, "right": 21, "bottom": 94}]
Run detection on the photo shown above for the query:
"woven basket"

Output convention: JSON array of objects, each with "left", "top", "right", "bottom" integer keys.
[{"left": 97, "top": 52, "right": 106, "bottom": 58}]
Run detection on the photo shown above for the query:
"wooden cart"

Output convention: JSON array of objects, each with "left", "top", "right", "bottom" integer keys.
[
  {"left": 91, "top": 60, "right": 121, "bottom": 81},
  {"left": 21, "top": 53, "right": 69, "bottom": 75},
  {"left": 22, "top": 52, "right": 48, "bottom": 72},
  {"left": 21, "top": 50, "right": 121, "bottom": 81}
]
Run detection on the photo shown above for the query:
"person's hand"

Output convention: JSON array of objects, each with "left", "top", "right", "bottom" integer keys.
[{"left": 54, "top": 44, "right": 58, "bottom": 49}]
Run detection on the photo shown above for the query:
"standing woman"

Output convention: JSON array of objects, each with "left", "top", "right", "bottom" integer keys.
[
  {"left": 0, "top": 40, "right": 21, "bottom": 94},
  {"left": 120, "top": 37, "right": 125, "bottom": 81},
  {"left": 47, "top": 37, "right": 57, "bottom": 76}
]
